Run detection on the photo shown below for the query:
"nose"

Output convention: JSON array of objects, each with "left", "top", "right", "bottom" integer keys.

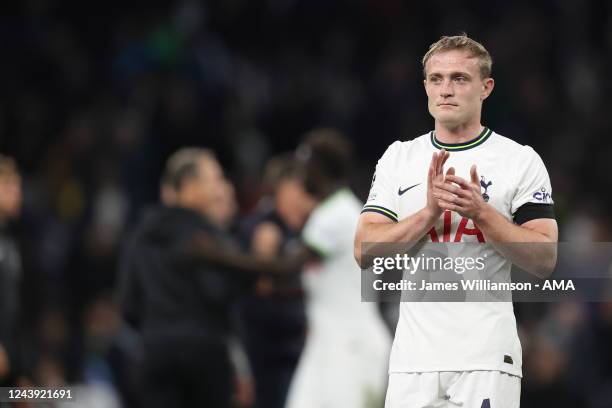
[{"left": 440, "top": 78, "right": 454, "bottom": 98}]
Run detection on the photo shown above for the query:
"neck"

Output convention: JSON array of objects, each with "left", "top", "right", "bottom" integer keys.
[{"left": 434, "top": 120, "right": 483, "bottom": 144}]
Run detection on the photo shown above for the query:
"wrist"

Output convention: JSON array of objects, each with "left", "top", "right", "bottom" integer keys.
[
  {"left": 473, "top": 203, "right": 493, "bottom": 226},
  {"left": 421, "top": 207, "right": 441, "bottom": 225}
]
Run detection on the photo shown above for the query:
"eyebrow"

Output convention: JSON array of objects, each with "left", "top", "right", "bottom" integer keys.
[{"left": 427, "top": 71, "right": 472, "bottom": 79}]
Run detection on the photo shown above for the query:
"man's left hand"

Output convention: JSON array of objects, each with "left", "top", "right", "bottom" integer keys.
[{"left": 433, "top": 164, "right": 489, "bottom": 222}]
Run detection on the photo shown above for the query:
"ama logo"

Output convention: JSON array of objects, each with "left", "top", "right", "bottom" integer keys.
[{"left": 533, "top": 187, "right": 551, "bottom": 203}]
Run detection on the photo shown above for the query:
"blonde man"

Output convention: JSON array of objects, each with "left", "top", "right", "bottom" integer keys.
[{"left": 355, "top": 35, "right": 557, "bottom": 407}]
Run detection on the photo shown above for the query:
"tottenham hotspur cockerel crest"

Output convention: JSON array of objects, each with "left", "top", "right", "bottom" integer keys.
[{"left": 480, "top": 176, "right": 492, "bottom": 202}]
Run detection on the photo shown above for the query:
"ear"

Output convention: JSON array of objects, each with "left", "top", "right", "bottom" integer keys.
[{"left": 481, "top": 78, "right": 494, "bottom": 101}]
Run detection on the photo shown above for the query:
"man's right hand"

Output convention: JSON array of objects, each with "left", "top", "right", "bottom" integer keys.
[
  {"left": 354, "top": 149, "right": 455, "bottom": 266},
  {"left": 426, "top": 149, "right": 454, "bottom": 221}
]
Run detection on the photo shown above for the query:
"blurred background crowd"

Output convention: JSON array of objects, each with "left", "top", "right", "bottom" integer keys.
[{"left": 1, "top": 0, "right": 612, "bottom": 407}]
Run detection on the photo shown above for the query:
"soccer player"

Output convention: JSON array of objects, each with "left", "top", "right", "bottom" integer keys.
[
  {"left": 285, "top": 129, "right": 391, "bottom": 408},
  {"left": 354, "top": 35, "right": 558, "bottom": 407}
]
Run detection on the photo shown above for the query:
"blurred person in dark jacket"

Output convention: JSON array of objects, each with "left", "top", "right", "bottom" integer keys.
[
  {"left": 0, "top": 155, "right": 24, "bottom": 388},
  {"left": 237, "top": 154, "right": 315, "bottom": 408},
  {"left": 119, "top": 148, "right": 260, "bottom": 408}
]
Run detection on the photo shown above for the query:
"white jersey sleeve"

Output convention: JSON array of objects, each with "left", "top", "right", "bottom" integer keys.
[
  {"left": 510, "top": 146, "right": 555, "bottom": 224},
  {"left": 302, "top": 193, "right": 346, "bottom": 258},
  {"left": 302, "top": 207, "right": 339, "bottom": 258},
  {"left": 362, "top": 141, "right": 402, "bottom": 222}
]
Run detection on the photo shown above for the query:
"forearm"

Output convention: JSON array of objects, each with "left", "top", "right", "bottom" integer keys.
[
  {"left": 379, "top": 209, "right": 439, "bottom": 242},
  {"left": 204, "top": 249, "right": 299, "bottom": 276},
  {"left": 186, "top": 236, "right": 305, "bottom": 276},
  {"left": 475, "top": 206, "right": 557, "bottom": 278},
  {"left": 355, "top": 208, "right": 438, "bottom": 266}
]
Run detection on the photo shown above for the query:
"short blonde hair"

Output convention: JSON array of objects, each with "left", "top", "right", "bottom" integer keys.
[{"left": 422, "top": 34, "right": 492, "bottom": 79}]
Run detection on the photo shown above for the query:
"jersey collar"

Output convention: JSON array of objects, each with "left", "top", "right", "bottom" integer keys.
[{"left": 431, "top": 127, "right": 492, "bottom": 151}]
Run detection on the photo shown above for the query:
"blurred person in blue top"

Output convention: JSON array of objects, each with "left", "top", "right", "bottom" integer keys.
[{"left": 237, "top": 153, "right": 315, "bottom": 408}]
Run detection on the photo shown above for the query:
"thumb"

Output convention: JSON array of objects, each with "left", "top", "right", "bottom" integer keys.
[
  {"left": 445, "top": 166, "right": 455, "bottom": 180},
  {"left": 470, "top": 165, "right": 479, "bottom": 185}
]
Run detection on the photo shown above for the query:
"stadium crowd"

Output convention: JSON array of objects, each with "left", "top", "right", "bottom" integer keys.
[{"left": 1, "top": 1, "right": 611, "bottom": 407}]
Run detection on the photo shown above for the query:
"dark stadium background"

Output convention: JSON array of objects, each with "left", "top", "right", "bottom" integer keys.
[{"left": 0, "top": 1, "right": 611, "bottom": 407}]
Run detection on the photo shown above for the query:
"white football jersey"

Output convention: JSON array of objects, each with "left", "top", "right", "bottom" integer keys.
[
  {"left": 302, "top": 188, "right": 391, "bottom": 330},
  {"left": 363, "top": 128, "right": 554, "bottom": 377},
  {"left": 287, "top": 188, "right": 391, "bottom": 407}
]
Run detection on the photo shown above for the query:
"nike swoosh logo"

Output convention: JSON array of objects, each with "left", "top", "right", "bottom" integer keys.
[{"left": 398, "top": 183, "right": 421, "bottom": 196}]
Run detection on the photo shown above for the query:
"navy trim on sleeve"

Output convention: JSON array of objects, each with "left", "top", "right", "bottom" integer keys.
[
  {"left": 513, "top": 203, "right": 555, "bottom": 225},
  {"left": 361, "top": 205, "right": 398, "bottom": 223}
]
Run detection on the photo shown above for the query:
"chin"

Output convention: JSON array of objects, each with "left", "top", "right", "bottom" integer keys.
[{"left": 435, "top": 113, "right": 462, "bottom": 127}]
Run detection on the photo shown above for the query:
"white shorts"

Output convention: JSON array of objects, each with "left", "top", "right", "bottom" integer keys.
[
  {"left": 385, "top": 371, "right": 521, "bottom": 408},
  {"left": 285, "top": 319, "right": 390, "bottom": 408}
]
